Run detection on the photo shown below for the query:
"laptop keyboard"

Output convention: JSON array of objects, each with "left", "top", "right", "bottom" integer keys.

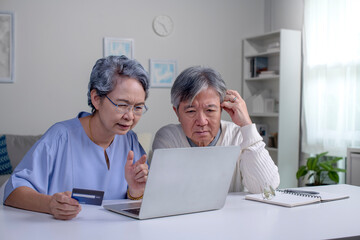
[{"left": 123, "top": 208, "right": 140, "bottom": 215}]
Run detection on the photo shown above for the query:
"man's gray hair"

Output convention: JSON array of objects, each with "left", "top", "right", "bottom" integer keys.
[
  {"left": 87, "top": 55, "right": 150, "bottom": 113},
  {"left": 171, "top": 66, "right": 227, "bottom": 109}
]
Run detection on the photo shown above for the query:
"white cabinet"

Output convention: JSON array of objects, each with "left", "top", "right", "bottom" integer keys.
[
  {"left": 347, "top": 147, "right": 360, "bottom": 186},
  {"left": 242, "top": 29, "right": 301, "bottom": 188}
]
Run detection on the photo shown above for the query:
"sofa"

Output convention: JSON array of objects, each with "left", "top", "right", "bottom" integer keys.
[
  {"left": 0, "top": 132, "right": 152, "bottom": 188},
  {"left": 0, "top": 134, "right": 42, "bottom": 187}
]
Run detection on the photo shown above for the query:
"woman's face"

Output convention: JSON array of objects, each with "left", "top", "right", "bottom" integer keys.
[
  {"left": 174, "top": 87, "right": 222, "bottom": 146},
  {"left": 96, "top": 77, "right": 146, "bottom": 136}
]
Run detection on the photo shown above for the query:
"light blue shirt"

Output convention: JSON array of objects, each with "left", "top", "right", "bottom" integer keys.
[{"left": 3, "top": 112, "right": 146, "bottom": 203}]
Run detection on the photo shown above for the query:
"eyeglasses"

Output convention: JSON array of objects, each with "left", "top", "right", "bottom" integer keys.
[{"left": 105, "top": 96, "right": 148, "bottom": 116}]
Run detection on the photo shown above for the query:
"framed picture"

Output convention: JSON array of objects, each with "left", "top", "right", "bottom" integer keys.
[
  {"left": 103, "top": 37, "right": 134, "bottom": 59},
  {"left": 150, "top": 59, "right": 177, "bottom": 88},
  {"left": 0, "top": 12, "right": 14, "bottom": 83}
]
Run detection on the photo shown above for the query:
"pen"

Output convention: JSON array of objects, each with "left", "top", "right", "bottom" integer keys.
[{"left": 284, "top": 189, "right": 319, "bottom": 195}]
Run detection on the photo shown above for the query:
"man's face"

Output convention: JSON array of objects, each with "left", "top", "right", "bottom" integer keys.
[{"left": 174, "top": 87, "right": 222, "bottom": 146}]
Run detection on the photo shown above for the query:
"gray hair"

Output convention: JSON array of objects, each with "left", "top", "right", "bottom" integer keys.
[
  {"left": 171, "top": 66, "right": 227, "bottom": 109},
  {"left": 87, "top": 55, "right": 150, "bottom": 113}
]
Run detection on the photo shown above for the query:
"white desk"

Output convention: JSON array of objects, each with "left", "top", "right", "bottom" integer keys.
[{"left": 1, "top": 184, "right": 359, "bottom": 240}]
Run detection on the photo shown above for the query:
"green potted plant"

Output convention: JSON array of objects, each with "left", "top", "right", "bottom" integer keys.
[{"left": 296, "top": 151, "right": 346, "bottom": 186}]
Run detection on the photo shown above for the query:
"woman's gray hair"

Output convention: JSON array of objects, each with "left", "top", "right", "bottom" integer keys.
[
  {"left": 87, "top": 55, "right": 150, "bottom": 113},
  {"left": 171, "top": 66, "right": 227, "bottom": 109}
]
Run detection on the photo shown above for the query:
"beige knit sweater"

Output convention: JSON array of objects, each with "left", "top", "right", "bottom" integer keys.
[{"left": 152, "top": 120, "right": 280, "bottom": 193}]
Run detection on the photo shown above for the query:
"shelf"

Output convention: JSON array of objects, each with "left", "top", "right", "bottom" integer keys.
[
  {"left": 249, "top": 112, "right": 279, "bottom": 117},
  {"left": 266, "top": 147, "right": 278, "bottom": 152},
  {"left": 245, "top": 75, "right": 279, "bottom": 81},
  {"left": 242, "top": 29, "right": 301, "bottom": 188},
  {"left": 244, "top": 49, "right": 280, "bottom": 58},
  {"left": 243, "top": 30, "right": 280, "bottom": 41}
]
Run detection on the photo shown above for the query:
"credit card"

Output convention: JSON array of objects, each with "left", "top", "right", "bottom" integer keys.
[{"left": 71, "top": 188, "right": 104, "bottom": 206}]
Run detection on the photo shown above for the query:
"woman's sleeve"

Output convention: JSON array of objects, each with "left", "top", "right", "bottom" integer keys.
[{"left": 3, "top": 126, "right": 62, "bottom": 203}]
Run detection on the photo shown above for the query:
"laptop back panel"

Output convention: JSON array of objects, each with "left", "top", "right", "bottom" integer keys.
[{"left": 138, "top": 146, "right": 240, "bottom": 219}]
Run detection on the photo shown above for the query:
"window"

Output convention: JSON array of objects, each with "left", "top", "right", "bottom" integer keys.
[{"left": 302, "top": 0, "right": 360, "bottom": 156}]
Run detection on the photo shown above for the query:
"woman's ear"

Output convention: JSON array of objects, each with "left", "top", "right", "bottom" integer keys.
[{"left": 91, "top": 89, "right": 101, "bottom": 111}]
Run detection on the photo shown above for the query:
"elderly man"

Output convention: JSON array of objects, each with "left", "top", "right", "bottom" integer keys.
[{"left": 152, "top": 66, "right": 280, "bottom": 193}]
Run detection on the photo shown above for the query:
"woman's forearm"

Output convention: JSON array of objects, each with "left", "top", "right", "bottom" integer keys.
[{"left": 4, "top": 186, "right": 52, "bottom": 214}]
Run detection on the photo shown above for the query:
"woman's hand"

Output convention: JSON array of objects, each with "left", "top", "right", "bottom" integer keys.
[
  {"left": 49, "top": 191, "right": 82, "bottom": 220},
  {"left": 125, "top": 151, "right": 148, "bottom": 198},
  {"left": 221, "top": 89, "right": 252, "bottom": 127},
  {"left": 4, "top": 186, "right": 81, "bottom": 221}
]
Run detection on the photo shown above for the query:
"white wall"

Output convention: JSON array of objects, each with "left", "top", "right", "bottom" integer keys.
[
  {"left": 0, "top": 0, "right": 266, "bottom": 137},
  {"left": 265, "top": 0, "right": 303, "bottom": 32}
]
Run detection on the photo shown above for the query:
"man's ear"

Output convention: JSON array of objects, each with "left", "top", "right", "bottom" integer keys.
[
  {"left": 91, "top": 89, "right": 101, "bottom": 111},
  {"left": 173, "top": 106, "right": 180, "bottom": 120}
]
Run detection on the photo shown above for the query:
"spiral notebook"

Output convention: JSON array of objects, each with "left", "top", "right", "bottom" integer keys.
[{"left": 245, "top": 189, "right": 349, "bottom": 207}]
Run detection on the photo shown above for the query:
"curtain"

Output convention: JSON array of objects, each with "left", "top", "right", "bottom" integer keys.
[{"left": 302, "top": 0, "right": 360, "bottom": 156}]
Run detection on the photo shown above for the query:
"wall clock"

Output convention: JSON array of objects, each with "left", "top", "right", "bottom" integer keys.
[{"left": 152, "top": 15, "right": 173, "bottom": 37}]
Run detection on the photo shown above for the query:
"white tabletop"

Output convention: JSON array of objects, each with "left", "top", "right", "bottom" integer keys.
[{"left": 1, "top": 184, "right": 359, "bottom": 240}]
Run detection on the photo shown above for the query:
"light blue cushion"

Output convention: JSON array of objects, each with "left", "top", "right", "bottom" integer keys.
[{"left": 0, "top": 135, "right": 12, "bottom": 175}]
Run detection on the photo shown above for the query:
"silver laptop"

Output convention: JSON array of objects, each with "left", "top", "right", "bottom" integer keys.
[{"left": 103, "top": 145, "right": 241, "bottom": 220}]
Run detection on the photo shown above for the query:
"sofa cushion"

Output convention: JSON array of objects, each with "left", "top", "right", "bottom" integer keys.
[
  {"left": 0, "top": 175, "right": 9, "bottom": 187},
  {"left": 5, "top": 134, "right": 42, "bottom": 169},
  {"left": 0, "top": 135, "right": 12, "bottom": 175}
]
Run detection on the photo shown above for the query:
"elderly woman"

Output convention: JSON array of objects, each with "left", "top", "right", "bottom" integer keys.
[
  {"left": 152, "top": 66, "right": 280, "bottom": 193},
  {"left": 4, "top": 55, "right": 149, "bottom": 220}
]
